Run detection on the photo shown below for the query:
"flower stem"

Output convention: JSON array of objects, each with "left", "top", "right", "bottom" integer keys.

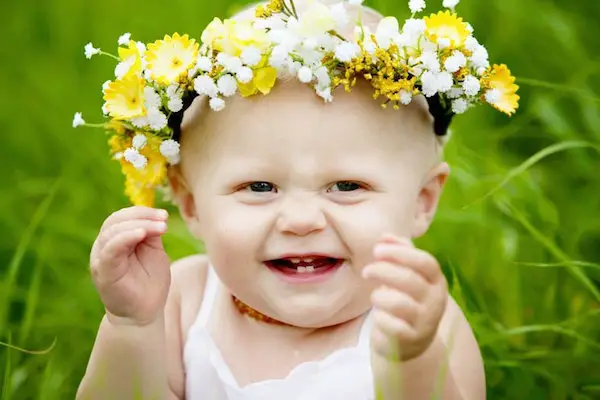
[{"left": 99, "top": 51, "right": 120, "bottom": 61}]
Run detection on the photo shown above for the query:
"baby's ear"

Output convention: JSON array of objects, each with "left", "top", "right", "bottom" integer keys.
[
  {"left": 167, "top": 166, "right": 203, "bottom": 239},
  {"left": 411, "top": 162, "right": 450, "bottom": 238}
]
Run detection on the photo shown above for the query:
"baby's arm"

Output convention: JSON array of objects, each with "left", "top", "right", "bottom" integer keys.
[
  {"left": 372, "top": 296, "right": 484, "bottom": 399},
  {"left": 77, "top": 290, "right": 184, "bottom": 399},
  {"left": 76, "top": 207, "right": 186, "bottom": 400},
  {"left": 365, "top": 235, "right": 485, "bottom": 399}
]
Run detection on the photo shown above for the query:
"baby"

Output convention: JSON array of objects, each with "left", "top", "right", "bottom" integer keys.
[{"left": 75, "top": 0, "right": 518, "bottom": 398}]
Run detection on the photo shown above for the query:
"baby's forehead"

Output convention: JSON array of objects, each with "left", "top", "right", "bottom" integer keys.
[{"left": 180, "top": 80, "right": 439, "bottom": 173}]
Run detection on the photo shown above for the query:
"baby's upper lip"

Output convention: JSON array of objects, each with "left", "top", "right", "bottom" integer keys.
[{"left": 268, "top": 252, "right": 344, "bottom": 261}]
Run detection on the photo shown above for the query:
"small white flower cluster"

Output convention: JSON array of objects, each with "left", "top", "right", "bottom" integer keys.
[{"left": 118, "top": 134, "right": 181, "bottom": 171}]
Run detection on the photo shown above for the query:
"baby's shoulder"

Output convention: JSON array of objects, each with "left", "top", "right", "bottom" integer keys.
[{"left": 170, "top": 254, "right": 210, "bottom": 342}]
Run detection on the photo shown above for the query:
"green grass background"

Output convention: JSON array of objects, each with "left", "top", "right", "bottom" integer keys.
[{"left": 1, "top": 0, "right": 599, "bottom": 398}]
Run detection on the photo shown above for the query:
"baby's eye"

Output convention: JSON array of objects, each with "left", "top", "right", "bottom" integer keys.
[
  {"left": 245, "top": 182, "right": 277, "bottom": 193},
  {"left": 329, "top": 181, "right": 365, "bottom": 192}
]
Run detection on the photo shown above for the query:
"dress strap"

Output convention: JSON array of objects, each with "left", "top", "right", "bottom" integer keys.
[{"left": 195, "top": 265, "right": 219, "bottom": 327}]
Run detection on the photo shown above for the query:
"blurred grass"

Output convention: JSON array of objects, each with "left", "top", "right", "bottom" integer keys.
[{"left": 1, "top": 0, "right": 600, "bottom": 399}]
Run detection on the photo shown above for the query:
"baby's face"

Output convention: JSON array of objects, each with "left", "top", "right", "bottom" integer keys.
[{"left": 178, "top": 80, "right": 448, "bottom": 327}]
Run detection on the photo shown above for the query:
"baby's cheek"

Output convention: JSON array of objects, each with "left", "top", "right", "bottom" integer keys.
[{"left": 333, "top": 202, "right": 413, "bottom": 266}]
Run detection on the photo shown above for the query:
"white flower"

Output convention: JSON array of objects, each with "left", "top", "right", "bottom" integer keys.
[
  {"left": 298, "top": 1, "right": 336, "bottom": 37},
  {"left": 130, "top": 115, "right": 148, "bottom": 128},
  {"left": 147, "top": 108, "right": 168, "bottom": 130},
  {"left": 241, "top": 46, "right": 262, "bottom": 67},
  {"left": 376, "top": 17, "right": 400, "bottom": 49},
  {"left": 209, "top": 97, "right": 226, "bottom": 111},
  {"left": 196, "top": 56, "right": 213, "bottom": 72},
  {"left": 136, "top": 41, "right": 146, "bottom": 54},
  {"left": 118, "top": 32, "right": 131, "bottom": 46},
  {"left": 443, "top": 0, "right": 460, "bottom": 9},
  {"left": 399, "top": 90, "right": 413, "bottom": 105},
  {"left": 168, "top": 97, "right": 183, "bottom": 112},
  {"left": 485, "top": 88, "right": 501, "bottom": 105},
  {"left": 302, "top": 37, "right": 319, "bottom": 50},
  {"left": 254, "top": 16, "right": 286, "bottom": 30},
  {"left": 436, "top": 72, "right": 454, "bottom": 93},
  {"left": 102, "top": 103, "right": 109, "bottom": 115},
  {"left": 348, "top": 0, "right": 364, "bottom": 4},
  {"left": 476, "top": 66, "right": 487, "bottom": 76},
  {"left": 451, "top": 98, "right": 469, "bottom": 114},
  {"left": 402, "top": 18, "right": 426, "bottom": 41},
  {"left": 419, "top": 50, "right": 440, "bottom": 73},
  {"left": 194, "top": 75, "right": 219, "bottom": 98},
  {"left": 269, "top": 45, "right": 289, "bottom": 68},
  {"left": 315, "top": 66, "right": 331, "bottom": 87},
  {"left": 465, "top": 36, "right": 479, "bottom": 52},
  {"left": 330, "top": 2, "right": 349, "bottom": 28},
  {"left": 316, "top": 86, "right": 333, "bottom": 102},
  {"left": 217, "top": 75, "right": 238, "bottom": 97},
  {"left": 444, "top": 50, "right": 467, "bottom": 73},
  {"left": 288, "top": 60, "right": 302, "bottom": 75},
  {"left": 166, "top": 84, "right": 181, "bottom": 98},
  {"left": 84, "top": 42, "right": 100, "bottom": 59},
  {"left": 447, "top": 87, "right": 463, "bottom": 99},
  {"left": 132, "top": 134, "right": 147, "bottom": 150},
  {"left": 465, "top": 23, "right": 474, "bottom": 33},
  {"left": 143, "top": 87, "right": 162, "bottom": 109},
  {"left": 462, "top": 75, "right": 481, "bottom": 96},
  {"left": 102, "top": 80, "right": 111, "bottom": 92},
  {"left": 438, "top": 38, "right": 451, "bottom": 49},
  {"left": 470, "top": 45, "right": 489, "bottom": 69},
  {"left": 298, "top": 66, "right": 313, "bottom": 83},
  {"left": 124, "top": 148, "right": 148, "bottom": 170},
  {"left": 216, "top": 53, "right": 242, "bottom": 73},
  {"left": 408, "top": 0, "right": 426, "bottom": 14},
  {"left": 72, "top": 112, "right": 85, "bottom": 128},
  {"left": 159, "top": 139, "right": 180, "bottom": 159},
  {"left": 334, "top": 42, "right": 361, "bottom": 62},
  {"left": 421, "top": 71, "right": 438, "bottom": 97},
  {"left": 236, "top": 67, "right": 254, "bottom": 84}
]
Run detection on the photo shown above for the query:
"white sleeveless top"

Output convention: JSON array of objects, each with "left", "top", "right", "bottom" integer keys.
[{"left": 183, "top": 267, "right": 376, "bottom": 400}]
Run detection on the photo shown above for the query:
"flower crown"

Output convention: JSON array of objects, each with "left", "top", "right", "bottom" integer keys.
[{"left": 73, "top": 0, "right": 519, "bottom": 207}]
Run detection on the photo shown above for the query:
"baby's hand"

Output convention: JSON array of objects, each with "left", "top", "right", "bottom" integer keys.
[
  {"left": 364, "top": 234, "right": 448, "bottom": 362},
  {"left": 90, "top": 206, "right": 171, "bottom": 326}
]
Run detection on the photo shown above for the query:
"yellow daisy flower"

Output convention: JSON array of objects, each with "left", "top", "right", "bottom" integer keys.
[
  {"left": 145, "top": 33, "right": 199, "bottom": 85},
  {"left": 117, "top": 40, "right": 143, "bottom": 77},
  {"left": 424, "top": 11, "right": 470, "bottom": 49},
  {"left": 238, "top": 66, "right": 278, "bottom": 97},
  {"left": 483, "top": 64, "right": 520, "bottom": 116},
  {"left": 125, "top": 175, "right": 156, "bottom": 207},
  {"left": 103, "top": 74, "right": 146, "bottom": 120},
  {"left": 202, "top": 18, "right": 270, "bottom": 57}
]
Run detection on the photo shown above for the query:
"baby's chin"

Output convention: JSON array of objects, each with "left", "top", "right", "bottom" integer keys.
[{"left": 251, "top": 283, "right": 372, "bottom": 328}]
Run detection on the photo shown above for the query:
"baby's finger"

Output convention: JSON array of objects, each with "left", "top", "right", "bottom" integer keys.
[
  {"left": 91, "top": 228, "right": 146, "bottom": 285},
  {"left": 102, "top": 206, "right": 168, "bottom": 231},
  {"left": 371, "top": 287, "right": 420, "bottom": 327},
  {"left": 99, "top": 219, "right": 167, "bottom": 248},
  {"left": 373, "top": 243, "right": 440, "bottom": 284},
  {"left": 362, "top": 262, "right": 427, "bottom": 302},
  {"left": 379, "top": 233, "right": 413, "bottom": 247},
  {"left": 373, "top": 309, "right": 418, "bottom": 344}
]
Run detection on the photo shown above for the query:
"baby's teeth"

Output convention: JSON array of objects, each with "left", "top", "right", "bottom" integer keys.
[
  {"left": 306, "top": 266, "right": 315, "bottom": 272},
  {"left": 290, "top": 258, "right": 301, "bottom": 264},
  {"left": 304, "top": 258, "right": 314, "bottom": 263},
  {"left": 297, "top": 266, "right": 307, "bottom": 273}
]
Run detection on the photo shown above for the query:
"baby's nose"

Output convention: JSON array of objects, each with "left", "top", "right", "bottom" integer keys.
[{"left": 275, "top": 194, "right": 326, "bottom": 236}]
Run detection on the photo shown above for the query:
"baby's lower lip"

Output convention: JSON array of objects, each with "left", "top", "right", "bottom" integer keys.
[{"left": 264, "top": 258, "right": 344, "bottom": 284}]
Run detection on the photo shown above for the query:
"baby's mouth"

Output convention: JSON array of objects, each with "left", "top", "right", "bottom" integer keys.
[{"left": 265, "top": 257, "right": 343, "bottom": 275}]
